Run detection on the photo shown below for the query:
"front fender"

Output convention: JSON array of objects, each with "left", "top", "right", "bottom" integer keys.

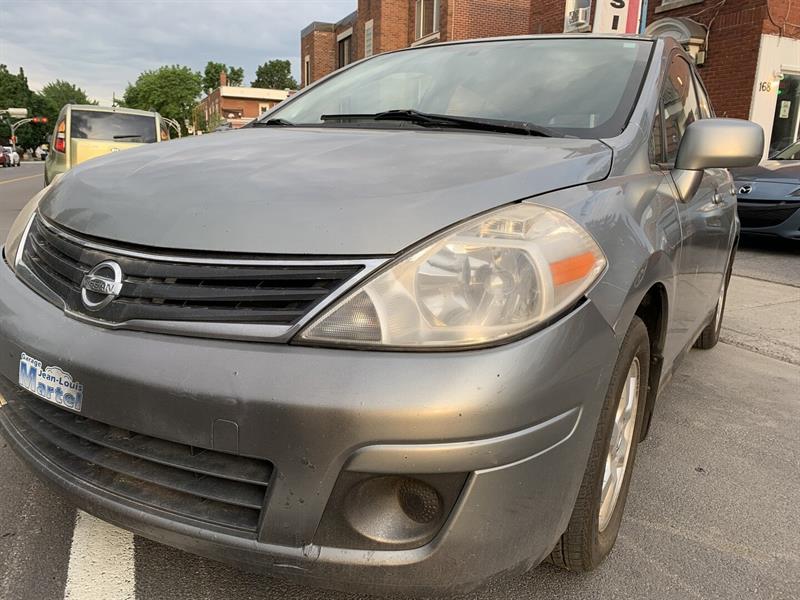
[{"left": 535, "top": 174, "right": 681, "bottom": 347}]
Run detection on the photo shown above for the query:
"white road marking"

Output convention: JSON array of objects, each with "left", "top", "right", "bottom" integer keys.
[{"left": 64, "top": 510, "right": 136, "bottom": 600}]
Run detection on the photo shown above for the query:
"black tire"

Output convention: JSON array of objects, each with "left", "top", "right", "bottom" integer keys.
[
  {"left": 549, "top": 316, "right": 650, "bottom": 572},
  {"left": 694, "top": 252, "right": 734, "bottom": 350}
]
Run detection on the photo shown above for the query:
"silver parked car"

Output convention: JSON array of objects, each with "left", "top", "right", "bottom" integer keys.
[
  {"left": 0, "top": 36, "right": 762, "bottom": 595},
  {"left": 732, "top": 141, "right": 800, "bottom": 239}
]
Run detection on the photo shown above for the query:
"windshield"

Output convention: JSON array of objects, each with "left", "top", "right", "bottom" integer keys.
[
  {"left": 267, "top": 38, "right": 653, "bottom": 138},
  {"left": 772, "top": 141, "right": 800, "bottom": 160},
  {"left": 71, "top": 110, "right": 158, "bottom": 143}
]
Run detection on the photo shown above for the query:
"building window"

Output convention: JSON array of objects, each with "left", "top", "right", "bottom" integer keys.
[
  {"left": 304, "top": 55, "right": 311, "bottom": 87},
  {"left": 338, "top": 35, "right": 352, "bottom": 68},
  {"left": 364, "top": 20, "right": 374, "bottom": 57},
  {"left": 222, "top": 108, "right": 243, "bottom": 119},
  {"left": 415, "top": 0, "right": 440, "bottom": 40}
]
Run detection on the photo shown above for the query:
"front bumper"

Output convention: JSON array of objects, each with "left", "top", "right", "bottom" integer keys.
[
  {"left": 0, "top": 257, "right": 617, "bottom": 595},
  {"left": 737, "top": 200, "right": 800, "bottom": 239}
]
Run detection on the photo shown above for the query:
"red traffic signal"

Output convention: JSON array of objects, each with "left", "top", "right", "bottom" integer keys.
[{"left": 32, "top": 117, "right": 48, "bottom": 124}]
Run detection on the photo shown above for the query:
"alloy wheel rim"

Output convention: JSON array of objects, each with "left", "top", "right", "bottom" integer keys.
[{"left": 598, "top": 356, "right": 640, "bottom": 533}]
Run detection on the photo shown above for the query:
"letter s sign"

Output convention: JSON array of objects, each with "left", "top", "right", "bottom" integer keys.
[{"left": 594, "top": 0, "right": 642, "bottom": 34}]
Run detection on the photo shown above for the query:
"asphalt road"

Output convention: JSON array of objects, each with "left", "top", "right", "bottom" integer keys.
[{"left": 0, "top": 163, "right": 798, "bottom": 600}]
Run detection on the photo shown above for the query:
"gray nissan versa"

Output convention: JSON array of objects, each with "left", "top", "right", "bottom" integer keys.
[{"left": 0, "top": 36, "right": 763, "bottom": 595}]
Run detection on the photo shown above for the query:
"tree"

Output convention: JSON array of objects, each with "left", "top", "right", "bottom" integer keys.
[
  {"left": 124, "top": 65, "right": 202, "bottom": 135},
  {"left": 41, "top": 80, "right": 96, "bottom": 113},
  {"left": 203, "top": 62, "right": 244, "bottom": 94},
  {"left": 0, "top": 65, "right": 51, "bottom": 150},
  {"left": 203, "top": 61, "right": 226, "bottom": 94},
  {"left": 251, "top": 60, "right": 297, "bottom": 90},
  {"left": 227, "top": 66, "right": 244, "bottom": 87},
  {"left": 0, "top": 64, "right": 29, "bottom": 109}
]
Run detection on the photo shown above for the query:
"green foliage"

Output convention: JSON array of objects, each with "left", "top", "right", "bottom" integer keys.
[
  {"left": 41, "top": 80, "right": 96, "bottom": 113},
  {"left": 203, "top": 62, "right": 244, "bottom": 94},
  {"left": 0, "top": 64, "right": 29, "bottom": 109},
  {"left": 203, "top": 61, "right": 226, "bottom": 94},
  {"left": 204, "top": 112, "right": 226, "bottom": 132},
  {"left": 124, "top": 65, "right": 202, "bottom": 135},
  {"left": 0, "top": 64, "right": 52, "bottom": 149},
  {"left": 193, "top": 105, "right": 207, "bottom": 132},
  {"left": 251, "top": 60, "right": 297, "bottom": 90},
  {"left": 227, "top": 66, "right": 244, "bottom": 87}
]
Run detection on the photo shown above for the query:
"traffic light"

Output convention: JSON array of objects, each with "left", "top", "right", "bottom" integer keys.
[{"left": 32, "top": 117, "right": 48, "bottom": 124}]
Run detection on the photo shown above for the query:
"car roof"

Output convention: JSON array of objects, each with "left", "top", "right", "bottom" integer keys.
[{"left": 403, "top": 33, "right": 658, "bottom": 50}]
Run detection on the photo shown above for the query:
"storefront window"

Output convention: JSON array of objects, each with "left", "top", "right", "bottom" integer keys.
[{"left": 769, "top": 74, "right": 800, "bottom": 155}]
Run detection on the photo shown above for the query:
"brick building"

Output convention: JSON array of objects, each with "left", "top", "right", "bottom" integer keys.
[
  {"left": 301, "top": 0, "right": 800, "bottom": 156},
  {"left": 197, "top": 72, "right": 291, "bottom": 129}
]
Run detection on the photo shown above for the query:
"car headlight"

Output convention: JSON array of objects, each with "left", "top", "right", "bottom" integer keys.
[
  {"left": 298, "top": 203, "right": 606, "bottom": 349},
  {"left": 3, "top": 187, "right": 50, "bottom": 273}
]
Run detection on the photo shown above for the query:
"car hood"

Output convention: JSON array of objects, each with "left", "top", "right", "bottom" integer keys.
[
  {"left": 41, "top": 127, "right": 612, "bottom": 255},
  {"left": 733, "top": 160, "right": 800, "bottom": 184}
]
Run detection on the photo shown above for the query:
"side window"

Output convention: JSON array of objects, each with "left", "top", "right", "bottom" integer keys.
[
  {"left": 650, "top": 102, "right": 664, "bottom": 165},
  {"left": 662, "top": 57, "right": 701, "bottom": 163}
]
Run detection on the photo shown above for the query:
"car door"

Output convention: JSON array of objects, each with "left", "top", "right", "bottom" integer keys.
[{"left": 660, "top": 54, "right": 731, "bottom": 348}]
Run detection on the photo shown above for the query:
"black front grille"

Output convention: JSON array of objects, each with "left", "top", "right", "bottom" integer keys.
[
  {"left": 22, "top": 216, "right": 363, "bottom": 325},
  {"left": 1, "top": 379, "right": 272, "bottom": 537},
  {"left": 737, "top": 202, "right": 800, "bottom": 228}
]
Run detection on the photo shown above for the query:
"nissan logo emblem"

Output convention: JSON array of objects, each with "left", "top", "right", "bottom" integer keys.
[{"left": 80, "top": 260, "right": 123, "bottom": 311}]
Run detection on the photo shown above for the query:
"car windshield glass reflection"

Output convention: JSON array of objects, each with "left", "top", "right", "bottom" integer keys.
[{"left": 267, "top": 39, "right": 653, "bottom": 138}]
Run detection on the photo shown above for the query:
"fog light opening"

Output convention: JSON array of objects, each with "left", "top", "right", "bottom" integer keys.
[
  {"left": 314, "top": 471, "right": 467, "bottom": 550},
  {"left": 398, "top": 478, "right": 442, "bottom": 524},
  {"left": 342, "top": 476, "right": 445, "bottom": 546}
]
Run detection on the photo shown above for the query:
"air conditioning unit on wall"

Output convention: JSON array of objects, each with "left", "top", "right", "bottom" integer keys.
[{"left": 566, "top": 7, "right": 591, "bottom": 32}]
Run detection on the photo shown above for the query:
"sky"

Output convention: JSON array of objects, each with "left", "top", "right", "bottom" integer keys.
[{"left": 0, "top": 0, "right": 356, "bottom": 104}]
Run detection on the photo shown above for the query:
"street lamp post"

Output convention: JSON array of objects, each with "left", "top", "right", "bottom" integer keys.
[{"left": 0, "top": 109, "right": 48, "bottom": 155}]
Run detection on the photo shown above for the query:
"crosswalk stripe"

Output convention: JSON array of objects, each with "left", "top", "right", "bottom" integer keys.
[{"left": 64, "top": 510, "right": 136, "bottom": 600}]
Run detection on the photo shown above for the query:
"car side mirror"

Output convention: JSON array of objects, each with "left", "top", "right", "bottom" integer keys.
[{"left": 672, "top": 118, "right": 764, "bottom": 201}]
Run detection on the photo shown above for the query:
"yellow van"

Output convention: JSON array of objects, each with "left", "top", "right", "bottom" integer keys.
[{"left": 44, "top": 105, "right": 170, "bottom": 185}]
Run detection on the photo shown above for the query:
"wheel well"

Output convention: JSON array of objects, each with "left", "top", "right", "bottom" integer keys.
[{"left": 635, "top": 283, "right": 668, "bottom": 441}]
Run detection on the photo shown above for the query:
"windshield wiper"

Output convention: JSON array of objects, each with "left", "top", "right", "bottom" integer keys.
[
  {"left": 319, "top": 109, "right": 563, "bottom": 137},
  {"left": 249, "top": 118, "right": 295, "bottom": 127},
  {"left": 113, "top": 134, "right": 144, "bottom": 140}
]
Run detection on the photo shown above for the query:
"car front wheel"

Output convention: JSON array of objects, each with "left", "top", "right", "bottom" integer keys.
[{"left": 549, "top": 315, "right": 649, "bottom": 571}]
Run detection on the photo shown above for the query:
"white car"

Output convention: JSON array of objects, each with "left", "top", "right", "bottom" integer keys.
[{"left": 2, "top": 146, "right": 20, "bottom": 167}]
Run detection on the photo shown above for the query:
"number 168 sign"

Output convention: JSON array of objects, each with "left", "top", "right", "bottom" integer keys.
[{"left": 593, "top": 0, "right": 643, "bottom": 34}]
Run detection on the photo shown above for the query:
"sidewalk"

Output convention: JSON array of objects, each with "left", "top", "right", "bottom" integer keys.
[{"left": 723, "top": 275, "right": 800, "bottom": 366}]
